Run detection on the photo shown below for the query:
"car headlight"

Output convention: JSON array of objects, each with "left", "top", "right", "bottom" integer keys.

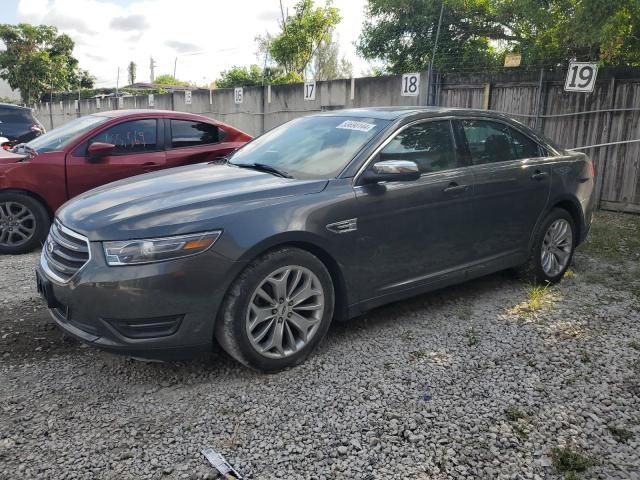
[{"left": 103, "top": 231, "right": 222, "bottom": 266}]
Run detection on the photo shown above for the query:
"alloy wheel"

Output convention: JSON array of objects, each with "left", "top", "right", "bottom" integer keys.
[
  {"left": 246, "top": 265, "right": 325, "bottom": 359},
  {"left": 0, "top": 201, "right": 36, "bottom": 247},
  {"left": 541, "top": 218, "right": 573, "bottom": 277}
]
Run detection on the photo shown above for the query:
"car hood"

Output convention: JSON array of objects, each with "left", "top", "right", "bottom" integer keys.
[
  {"left": 58, "top": 163, "right": 329, "bottom": 241},
  {"left": 0, "top": 149, "right": 27, "bottom": 164}
]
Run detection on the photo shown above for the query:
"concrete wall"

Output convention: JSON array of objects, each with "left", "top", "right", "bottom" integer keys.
[{"left": 32, "top": 72, "right": 428, "bottom": 136}]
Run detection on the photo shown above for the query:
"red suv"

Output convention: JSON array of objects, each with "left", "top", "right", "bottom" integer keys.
[{"left": 0, "top": 110, "right": 251, "bottom": 254}]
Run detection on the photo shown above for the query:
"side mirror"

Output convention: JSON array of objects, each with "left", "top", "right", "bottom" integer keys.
[
  {"left": 87, "top": 142, "right": 115, "bottom": 161},
  {"left": 361, "top": 160, "right": 421, "bottom": 184}
]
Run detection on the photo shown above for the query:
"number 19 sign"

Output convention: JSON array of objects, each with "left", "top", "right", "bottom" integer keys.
[{"left": 564, "top": 62, "right": 598, "bottom": 93}]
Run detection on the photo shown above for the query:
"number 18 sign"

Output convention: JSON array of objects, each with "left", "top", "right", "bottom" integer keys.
[
  {"left": 564, "top": 62, "right": 598, "bottom": 93},
  {"left": 401, "top": 73, "right": 420, "bottom": 96}
]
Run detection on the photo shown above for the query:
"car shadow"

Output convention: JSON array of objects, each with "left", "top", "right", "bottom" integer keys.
[{"left": 329, "top": 269, "right": 518, "bottom": 337}]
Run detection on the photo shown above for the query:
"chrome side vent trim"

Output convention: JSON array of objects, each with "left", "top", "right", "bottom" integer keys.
[{"left": 326, "top": 218, "right": 358, "bottom": 234}]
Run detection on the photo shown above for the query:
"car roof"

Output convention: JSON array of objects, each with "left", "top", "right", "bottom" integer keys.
[
  {"left": 93, "top": 109, "right": 201, "bottom": 119},
  {"left": 0, "top": 103, "right": 31, "bottom": 111},
  {"left": 314, "top": 106, "right": 512, "bottom": 121}
]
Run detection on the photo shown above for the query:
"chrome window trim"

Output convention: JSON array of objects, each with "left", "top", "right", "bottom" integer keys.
[
  {"left": 40, "top": 220, "right": 92, "bottom": 285},
  {"left": 352, "top": 116, "right": 460, "bottom": 186}
]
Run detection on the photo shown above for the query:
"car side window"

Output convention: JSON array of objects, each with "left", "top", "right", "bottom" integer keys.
[
  {"left": 379, "top": 121, "right": 458, "bottom": 174},
  {"left": 460, "top": 119, "right": 515, "bottom": 164},
  {"left": 508, "top": 127, "right": 544, "bottom": 159},
  {"left": 88, "top": 119, "right": 157, "bottom": 154},
  {"left": 170, "top": 120, "right": 224, "bottom": 148}
]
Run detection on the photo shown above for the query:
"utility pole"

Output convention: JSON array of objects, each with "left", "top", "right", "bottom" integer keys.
[
  {"left": 49, "top": 76, "right": 53, "bottom": 129},
  {"left": 149, "top": 56, "right": 157, "bottom": 82},
  {"left": 173, "top": 57, "right": 177, "bottom": 78},
  {"left": 115, "top": 67, "right": 120, "bottom": 109},
  {"left": 427, "top": 1, "right": 444, "bottom": 105}
]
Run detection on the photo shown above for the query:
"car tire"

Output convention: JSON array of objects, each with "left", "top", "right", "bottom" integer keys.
[
  {"left": 519, "top": 208, "right": 576, "bottom": 284},
  {"left": 0, "top": 191, "right": 50, "bottom": 255},
  {"left": 215, "top": 247, "right": 335, "bottom": 372}
]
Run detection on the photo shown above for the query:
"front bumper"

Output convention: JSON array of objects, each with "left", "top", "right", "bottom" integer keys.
[{"left": 37, "top": 242, "right": 244, "bottom": 360}]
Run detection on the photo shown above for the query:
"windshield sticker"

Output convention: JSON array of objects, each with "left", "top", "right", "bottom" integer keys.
[{"left": 336, "top": 120, "right": 376, "bottom": 132}]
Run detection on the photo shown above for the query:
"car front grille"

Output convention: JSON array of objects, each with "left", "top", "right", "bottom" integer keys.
[{"left": 41, "top": 221, "right": 90, "bottom": 283}]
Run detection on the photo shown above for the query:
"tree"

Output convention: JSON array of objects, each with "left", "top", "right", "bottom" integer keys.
[
  {"left": 127, "top": 61, "right": 136, "bottom": 85},
  {"left": 153, "top": 74, "right": 191, "bottom": 86},
  {"left": 357, "top": 0, "right": 640, "bottom": 74},
  {"left": 216, "top": 65, "right": 297, "bottom": 87},
  {"left": 357, "top": 0, "right": 500, "bottom": 74},
  {"left": 269, "top": 0, "right": 341, "bottom": 77},
  {"left": 77, "top": 69, "right": 95, "bottom": 88},
  {"left": 216, "top": 65, "right": 264, "bottom": 88},
  {"left": 313, "top": 35, "right": 353, "bottom": 80},
  {"left": 0, "top": 23, "right": 90, "bottom": 104}
]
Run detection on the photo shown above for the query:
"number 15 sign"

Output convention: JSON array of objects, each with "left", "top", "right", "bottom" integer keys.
[{"left": 564, "top": 62, "right": 598, "bottom": 93}]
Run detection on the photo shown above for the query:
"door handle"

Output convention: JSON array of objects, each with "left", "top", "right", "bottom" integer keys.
[
  {"left": 530, "top": 171, "right": 549, "bottom": 181},
  {"left": 443, "top": 183, "right": 469, "bottom": 194},
  {"left": 142, "top": 162, "right": 162, "bottom": 172}
]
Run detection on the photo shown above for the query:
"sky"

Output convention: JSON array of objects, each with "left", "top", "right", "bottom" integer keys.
[{"left": 1, "top": 0, "right": 372, "bottom": 88}]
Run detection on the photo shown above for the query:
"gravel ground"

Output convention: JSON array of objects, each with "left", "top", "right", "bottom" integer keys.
[{"left": 1, "top": 212, "right": 639, "bottom": 480}]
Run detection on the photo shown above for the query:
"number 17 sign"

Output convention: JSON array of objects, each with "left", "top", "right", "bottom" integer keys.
[{"left": 564, "top": 62, "right": 598, "bottom": 93}]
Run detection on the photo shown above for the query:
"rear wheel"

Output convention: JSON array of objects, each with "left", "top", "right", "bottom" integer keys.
[
  {"left": 520, "top": 208, "right": 575, "bottom": 284},
  {"left": 0, "top": 192, "right": 50, "bottom": 255},
  {"left": 215, "top": 247, "right": 334, "bottom": 372}
]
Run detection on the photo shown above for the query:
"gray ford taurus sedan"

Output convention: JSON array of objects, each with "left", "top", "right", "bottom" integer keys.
[{"left": 36, "top": 107, "right": 595, "bottom": 371}]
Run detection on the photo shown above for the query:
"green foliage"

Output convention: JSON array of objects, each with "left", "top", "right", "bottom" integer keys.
[
  {"left": 357, "top": 0, "right": 501, "bottom": 74},
  {"left": 269, "top": 0, "right": 341, "bottom": 76},
  {"left": 215, "top": 65, "right": 301, "bottom": 87},
  {"left": 551, "top": 447, "right": 595, "bottom": 475},
  {"left": 127, "top": 61, "right": 136, "bottom": 85},
  {"left": 607, "top": 424, "right": 634, "bottom": 443},
  {"left": 216, "top": 65, "right": 265, "bottom": 88},
  {"left": 0, "top": 96, "right": 18, "bottom": 104},
  {"left": 0, "top": 23, "right": 93, "bottom": 104},
  {"left": 506, "top": 407, "right": 528, "bottom": 422},
  {"left": 153, "top": 74, "right": 191, "bottom": 87},
  {"left": 357, "top": 0, "right": 640, "bottom": 74},
  {"left": 78, "top": 69, "right": 95, "bottom": 89}
]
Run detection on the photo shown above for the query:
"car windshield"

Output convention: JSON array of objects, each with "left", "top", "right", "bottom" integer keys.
[
  {"left": 228, "top": 115, "right": 389, "bottom": 179},
  {"left": 0, "top": 108, "right": 31, "bottom": 123},
  {"left": 25, "top": 115, "right": 108, "bottom": 153}
]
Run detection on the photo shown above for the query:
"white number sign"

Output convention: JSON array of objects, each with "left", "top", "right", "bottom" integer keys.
[
  {"left": 185, "top": 90, "right": 192, "bottom": 105},
  {"left": 401, "top": 73, "right": 420, "bottom": 96},
  {"left": 95, "top": 97, "right": 101, "bottom": 109},
  {"left": 117, "top": 96, "right": 124, "bottom": 109},
  {"left": 148, "top": 94, "right": 154, "bottom": 107},
  {"left": 234, "top": 87, "right": 243, "bottom": 104},
  {"left": 59, "top": 101, "right": 64, "bottom": 111},
  {"left": 564, "top": 62, "right": 598, "bottom": 93},
  {"left": 74, "top": 99, "right": 79, "bottom": 112},
  {"left": 304, "top": 81, "right": 316, "bottom": 101}
]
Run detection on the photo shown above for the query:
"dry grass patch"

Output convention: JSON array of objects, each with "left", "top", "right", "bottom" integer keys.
[{"left": 507, "top": 283, "right": 557, "bottom": 317}]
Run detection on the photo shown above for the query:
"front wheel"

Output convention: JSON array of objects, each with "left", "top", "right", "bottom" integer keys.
[
  {"left": 215, "top": 247, "right": 335, "bottom": 372},
  {"left": 0, "top": 192, "right": 50, "bottom": 255},
  {"left": 520, "top": 208, "right": 576, "bottom": 284}
]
